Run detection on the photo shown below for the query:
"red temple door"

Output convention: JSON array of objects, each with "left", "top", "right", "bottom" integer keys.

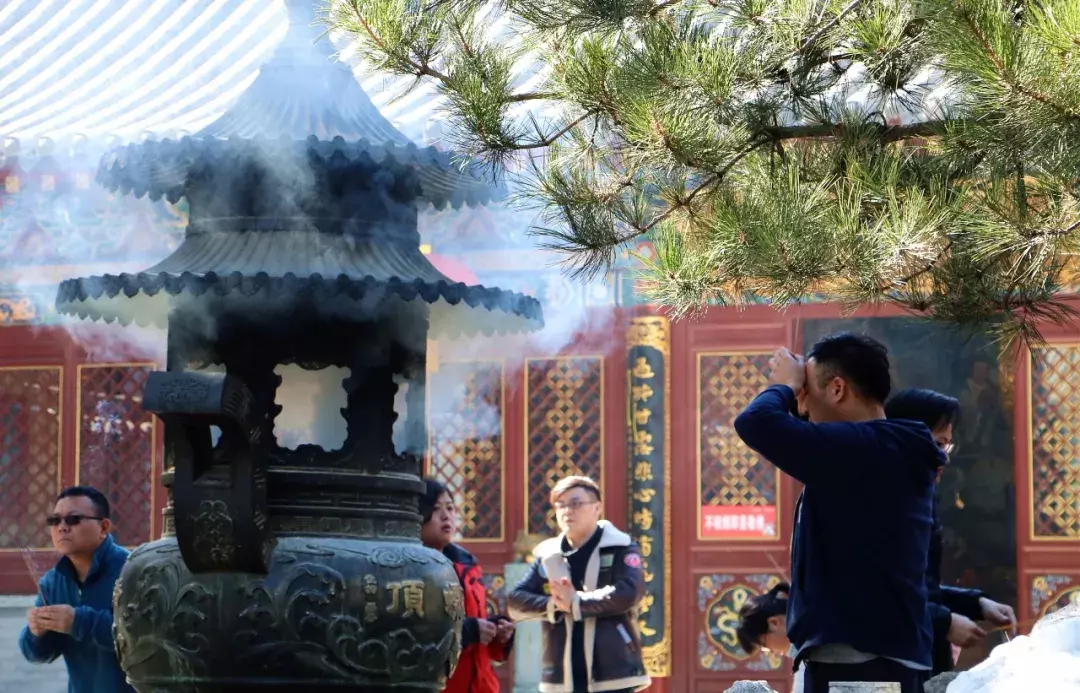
[
  {"left": 1014, "top": 318, "right": 1080, "bottom": 633},
  {"left": 669, "top": 306, "right": 800, "bottom": 692},
  {"left": 0, "top": 325, "right": 163, "bottom": 593}
]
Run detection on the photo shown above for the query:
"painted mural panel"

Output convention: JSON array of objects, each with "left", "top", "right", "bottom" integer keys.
[
  {"left": 697, "top": 572, "right": 788, "bottom": 673},
  {"left": 1030, "top": 574, "right": 1080, "bottom": 619}
]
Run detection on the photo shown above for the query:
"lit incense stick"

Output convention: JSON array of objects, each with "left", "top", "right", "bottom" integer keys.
[
  {"left": 20, "top": 548, "right": 48, "bottom": 605},
  {"left": 766, "top": 551, "right": 792, "bottom": 584}
]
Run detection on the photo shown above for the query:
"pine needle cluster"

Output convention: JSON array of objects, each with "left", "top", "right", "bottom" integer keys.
[{"left": 328, "top": 0, "right": 1080, "bottom": 344}]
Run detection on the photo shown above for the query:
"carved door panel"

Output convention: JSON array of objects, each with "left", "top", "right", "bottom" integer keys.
[
  {"left": 0, "top": 326, "right": 68, "bottom": 593},
  {"left": 0, "top": 325, "right": 166, "bottom": 593},
  {"left": 76, "top": 363, "right": 158, "bottom": 547},
  {"left": 670, "top": 307, "right": 799, "bottom": 693},
  {"left": 1015, "top": 328, "right": 1080, "bottom": 636},
  {"left": 0, "top": 368, "right": 65, "bottom": 590}
]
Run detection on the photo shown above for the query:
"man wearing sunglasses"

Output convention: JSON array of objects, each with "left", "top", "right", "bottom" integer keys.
[{"left": 18, "top": 485, "right": 134, "bottom": 693}]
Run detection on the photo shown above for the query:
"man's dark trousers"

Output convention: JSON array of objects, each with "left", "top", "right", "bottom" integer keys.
[{"left": 803, "top": 659, "right": 924, "bottom": 693}]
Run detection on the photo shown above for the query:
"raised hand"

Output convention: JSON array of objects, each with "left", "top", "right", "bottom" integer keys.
[{"left": 769, "top": 348, "right": 806, "bottom": 393}]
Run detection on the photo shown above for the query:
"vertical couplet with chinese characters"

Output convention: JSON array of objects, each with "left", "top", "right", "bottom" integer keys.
[{"left": 626, "top": 315, "right": 672, "bottom": 678}]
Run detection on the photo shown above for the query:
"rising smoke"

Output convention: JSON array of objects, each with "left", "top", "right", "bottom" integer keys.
[{"left": 1, "top": 1, "right": 623, "bottom": 496}]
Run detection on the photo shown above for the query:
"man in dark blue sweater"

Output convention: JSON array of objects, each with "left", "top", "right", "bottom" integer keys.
[
  {"left": 19, "top": 485, "right": 134, "bottom": 693},
  {"left": 734, "top": 333, "right": 945, "bottom": 693}
]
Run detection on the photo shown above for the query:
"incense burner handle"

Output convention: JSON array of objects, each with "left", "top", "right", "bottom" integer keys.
[{"left": 143, "top": 371, "right": 273, "bottom": 574}]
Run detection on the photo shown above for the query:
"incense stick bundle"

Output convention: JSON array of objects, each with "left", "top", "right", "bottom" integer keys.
[{"left": 20, "top": 548, "right": 48, "bottom": 606}]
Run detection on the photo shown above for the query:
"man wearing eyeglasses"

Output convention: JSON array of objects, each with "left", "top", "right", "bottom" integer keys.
[
  {"left": 18, "top": 485, "right": 135, "bottom": 693},
  {"left": 508, "top": 475, "right": 650, "bottom": 693}
]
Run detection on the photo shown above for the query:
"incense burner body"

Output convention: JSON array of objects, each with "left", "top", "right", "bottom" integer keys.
[
  {"left": 57, "top": 3, "right": 540, "bottom": 690},
  {"left": 107, "top": 303, "right": 469, "bottom": 692},
  {"left": 113, "top": 536, "right": 463, "bottom": 692}
]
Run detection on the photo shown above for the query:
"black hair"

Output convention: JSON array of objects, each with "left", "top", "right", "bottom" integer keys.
[
  {"left": 884, "top": 388, "right": 960, "bottom": 432},
  {"left": 57, "top": 485, "right": 110, "bottom": 519},
  {"left": 807, "top": 332, "right": 892, "bottom": 404},
  {"left": 419, "top": 478, "right": 450, "bottom": 524},
  {"left": 550, "top": 475, "right": 601, "bottom": 505},
  {"left": 736, "top": 582, "right": 790, "bottom": 656}
]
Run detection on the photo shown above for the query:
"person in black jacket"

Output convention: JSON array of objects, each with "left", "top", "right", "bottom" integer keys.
[
  {"left": 507, "top": 475, "right": 650, "bottom": 693},
  {"left": 884, "top": 388, "right": 1018, "bottom": 674},
  {"left": 735, "top": 583, "right": 804, "bottom": 693},
  {"left": 734, "top": 334, "right": 943, "bottom": 693}
]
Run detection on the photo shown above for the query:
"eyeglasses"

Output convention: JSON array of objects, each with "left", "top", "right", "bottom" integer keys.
[
  {"left": 937, "top": 441, "right": 955, "bottom": 455},
  {"left": 553, "top": 499, "right": 598, "bottom": 512},
  {"left": 46, "top": 514, "right": 103, "bottom": 527}
]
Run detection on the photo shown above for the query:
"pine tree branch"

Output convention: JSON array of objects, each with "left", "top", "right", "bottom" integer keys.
[
  {"left": 509, "top": 111, "right": 597, "bottom": 150},
  {"left": 1058, "top": 218, "right": 1080, "bottom": 237},
  {"left": 631, "top": 136, "right": 770, "bottom": 236},
  {"left": 449, "top": 14, "right": 475, "bottom": 59},
  {"left": 345, "top": 2, "right": 451, "bottom": 82},
  {"left": 956, "top": 2, "right": 1080, "bottom": 121},
  {"left": 761, "top": 120, "right": 947, "bottom": 143},
  {"left": 648, "top": 0, "right": 684, "bottom": 17},
  {"left": 345, "top": 2, "right": 555, "bottom": 105},
  {"left": 785, "top": 0, "right": 865, "bottom": 64},
  {"left": 508, "top": 92, "right": 558, "bottom": 102},
  {"left": 891, "top": 240, "right": 954, "bottom": 290},
  {"left": 329, "top": 0, "right": 1080, "bottom": 348}
]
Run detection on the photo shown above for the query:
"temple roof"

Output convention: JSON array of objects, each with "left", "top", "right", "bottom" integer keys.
[
  {"left": 0, "top": 0, "right": 501, "bottom": 208},
  {"left": 0, "top": 0, "right": 288, "bottom": 144},
  {"left": 0, "top": 0, "right": 956, "bottom": 154}
]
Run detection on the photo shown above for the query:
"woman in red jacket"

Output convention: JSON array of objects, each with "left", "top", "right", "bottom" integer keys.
[{"left": 421, "top": 479, "right": 514, "bottom": 693}]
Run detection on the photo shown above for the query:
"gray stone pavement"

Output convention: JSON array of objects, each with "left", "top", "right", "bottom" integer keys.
[{"left": 0, "top": 596, "right": 68, "bottom": 693}]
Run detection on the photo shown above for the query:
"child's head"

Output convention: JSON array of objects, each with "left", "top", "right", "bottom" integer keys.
[{"left": 735, "top": 582, "right": 791, "bottom": 656}]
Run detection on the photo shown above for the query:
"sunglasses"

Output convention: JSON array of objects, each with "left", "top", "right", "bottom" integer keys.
[{"left": 45, "top": 514, "right": 103, "bottom": 527}]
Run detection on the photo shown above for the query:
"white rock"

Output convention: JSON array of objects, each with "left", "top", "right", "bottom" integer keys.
[
  {"left": 947, "top": 604, "right": 1080, "bottom": 693},
  {"left": 723, "top": 681, "right": 776, "bottom": 693}
]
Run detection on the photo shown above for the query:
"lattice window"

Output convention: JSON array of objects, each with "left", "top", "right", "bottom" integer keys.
[
  {"left": 525, "top": 357, "right": 603, "bottom": 535},
  {"left": 1031, "top": 347, "right": 1080, "bottom": 538},
  {"left": 699, "top": 354, "right": 778, "bottom": 507},
  {"left": 78, "top": 365, "right": 155, "bottom": 547},
  {"left": 0, "top": 368, "right": 61, "bottom": 549},
  {"left": 427, "top": 361, "right": 504, "bottom": 540}
]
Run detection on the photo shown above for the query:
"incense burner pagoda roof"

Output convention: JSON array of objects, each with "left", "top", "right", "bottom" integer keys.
[
  {"left": 92, "top": 0, "right": 500, "bottom": 209},
  {"left": 96, "top": 135, "right": 498, "bottom": 210},
  {"left": 47, "top": 1, "right": 540, "bottom": 335},
  {"left": 55, "top": 269, "right": 543, "bottom": 338}
]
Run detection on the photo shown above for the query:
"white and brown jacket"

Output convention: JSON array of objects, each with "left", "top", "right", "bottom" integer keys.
[{"left": 507, "top": 521, "right": 651, "bottom": 693}]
